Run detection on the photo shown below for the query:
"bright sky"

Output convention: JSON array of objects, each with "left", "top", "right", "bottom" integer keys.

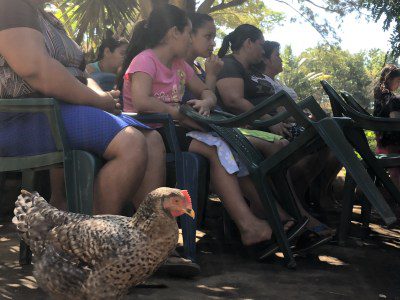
[{"left": 263, "top": 1, "right": 392, "bottom": 55}]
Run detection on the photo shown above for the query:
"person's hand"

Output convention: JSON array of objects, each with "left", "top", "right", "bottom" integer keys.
[
  {"left": 99, "top": 90, "right": 122, "bottom": 115},
  {"left": 204, "top": 54, "right": 224, "bottom": 77},
  {"left": 269, "top": 122, "right": 292, "bottom": 138},
  {"left": 186, "top": 99, "right": 211, "bottom": 116}
]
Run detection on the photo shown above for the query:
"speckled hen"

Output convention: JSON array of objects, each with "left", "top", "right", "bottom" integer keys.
[{"left": 12, "top": 187, "right": 194, "bottom": 300}]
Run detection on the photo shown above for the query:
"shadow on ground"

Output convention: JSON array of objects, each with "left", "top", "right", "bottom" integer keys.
[{"left": 1, "top": 211, "right": 399, "bottom": 300}]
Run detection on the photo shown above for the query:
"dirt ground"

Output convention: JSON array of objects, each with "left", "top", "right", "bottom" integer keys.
[{"left": 1, "top": 206, "right": 400, "bottom": 300}]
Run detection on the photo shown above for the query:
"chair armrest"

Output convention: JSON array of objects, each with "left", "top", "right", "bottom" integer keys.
[
  {"left": 0, "top": 98, "right": 57, "bottom": 112},
  {"left": 251, "top": 96, "right": 322, "bottom": 129},
  {"left": 351, "top": 114, "right": 400, "bottom": 132},
  {"left": 0, "top": 98, "right": 66, "bottom": 151},
  {"left": 180, "top": 91, "right": 295, "bottom": 128},
  {"left": 122, "top": 112, "right": 181, "bottom": 154}
]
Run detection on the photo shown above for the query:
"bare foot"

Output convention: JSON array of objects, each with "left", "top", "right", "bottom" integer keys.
[{"left": 240, "top": 219, "right": 273, "bottom": 246}]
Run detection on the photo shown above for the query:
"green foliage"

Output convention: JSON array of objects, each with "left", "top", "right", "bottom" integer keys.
[
  {"left": 52, "top": 0, "right": 284, "bottom": 60},
  {"left": 211, "top": 1, "right": 284, "bottom": 32},
  {"left": 51, "top": 0, "right": 139, "bottom": 51},
  {"left": 364, "top": 0, "right": 400, "bottom": 57},
  {"left": 365, "top": 130, "right": 377, "bottom": 152},
  {"left": 279, "top": 45, "right": 387, "bottom": 112}
]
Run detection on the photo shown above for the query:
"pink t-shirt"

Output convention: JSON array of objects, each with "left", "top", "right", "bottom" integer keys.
[{"left": 123, "top": 49, "right": 195, "bottom": 112}]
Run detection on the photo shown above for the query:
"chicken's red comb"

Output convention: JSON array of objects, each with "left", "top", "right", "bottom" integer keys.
[{"left": 181, "top": 190, "right": 192, "bottom": 205}]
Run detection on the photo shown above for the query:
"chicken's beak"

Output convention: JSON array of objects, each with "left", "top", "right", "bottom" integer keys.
[{"left": 184, "top": 208, "right": 195, "bottom": 219}]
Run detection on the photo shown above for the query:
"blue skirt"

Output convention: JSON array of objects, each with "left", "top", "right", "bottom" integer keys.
[{"left": 0, "top": 102, "right": 150, "bottom": 157}]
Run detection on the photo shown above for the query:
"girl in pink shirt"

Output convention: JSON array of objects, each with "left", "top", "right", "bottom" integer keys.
[{"left": 119, "top": 5, "right": 285, "bottom": 260}]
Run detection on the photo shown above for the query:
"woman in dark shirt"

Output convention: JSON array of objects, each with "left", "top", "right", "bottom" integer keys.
[
  {"left": 216, "top": 24, "right": 336, "bottom": 247},
  {"left": 0, "top": 0, "right": 166, "bottom": 215},
  {"left": 374, "top": 64, "right": 400, "bottom": 188}
]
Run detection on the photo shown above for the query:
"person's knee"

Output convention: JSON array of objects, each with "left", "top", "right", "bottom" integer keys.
[
  {"left": 144, "top": 130, "right": 166, "bottom": 156},
  {"left": 105, "top": 127, "right": 148, "bottom": 162}
]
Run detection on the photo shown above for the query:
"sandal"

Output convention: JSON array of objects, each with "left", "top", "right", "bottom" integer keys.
[
  {"left": 247, "top": 217, "right": 309, "bottom": 260},
  {"left": 294, "top": 224, "right": 335, "bottom": 254}
]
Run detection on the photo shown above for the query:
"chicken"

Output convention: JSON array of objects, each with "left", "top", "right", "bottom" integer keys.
[{"left": 12, "top": 187, "right": 194, "bottom": 300}]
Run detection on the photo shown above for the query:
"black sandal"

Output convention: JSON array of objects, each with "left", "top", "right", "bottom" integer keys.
[{"left": 294, "top": 224, "right": 335, "bottom": 254}]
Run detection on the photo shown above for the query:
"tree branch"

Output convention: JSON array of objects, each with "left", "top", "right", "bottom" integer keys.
[
  {"left": 209, "top": 0, "right": 247, "bottom": 13},
  {"left": 273, "top": 0, "right": 331, "bottom": 44},
  {"left": 197, "top": 0, "right": 215, "bottom": 13}
]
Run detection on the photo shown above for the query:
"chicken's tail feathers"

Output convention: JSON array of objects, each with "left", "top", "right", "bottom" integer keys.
[
  {"left": 12, "top": 190, "right": 50, "bottom": 252},
  {"left": 12, "top": 190, "right": 38, "bottom": 231}
]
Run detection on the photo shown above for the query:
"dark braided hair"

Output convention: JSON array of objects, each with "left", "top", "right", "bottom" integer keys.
[{"left": 217, "top": 24, "right": 263, "bottom": 58}]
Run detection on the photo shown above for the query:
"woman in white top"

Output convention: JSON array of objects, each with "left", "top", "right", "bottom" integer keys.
[{"left": 258, "top": 40, "right": 341, "bottom": 236}]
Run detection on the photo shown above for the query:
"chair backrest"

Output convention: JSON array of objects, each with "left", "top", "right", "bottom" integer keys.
[
  {"left": 320, "top": 80, "right": 349, "bottom": 117},
  {"left": 89, "top": 72, "right": 116, "bottom": 91},
  {"left": 340, "top": 91, "right": 371, "bottom": 116},
  {"left": 0, "top": 98, "right": 69, "bottom": 172},
  {"left": 320, "top": 81, "right": 373, "bottom": 122}
]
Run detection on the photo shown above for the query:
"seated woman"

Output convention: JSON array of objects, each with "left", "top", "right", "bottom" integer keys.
[
  {"left": 254, "top": 40, "right": 341, "bottom": 212},
  {"left": 86, "top": 31, "right": 128, "bottom": 75},
  {"left": 119, "top": 5, "right": 306, "bottom": 261},
  {"left": 374, "top": 64, "right": 400, "bottom": 188},
  {"left": 0, "top": 0, "right": 165, "bottom": 216},
  {"left": 216, "top": 24, "right": 335, "bottom": 250}
]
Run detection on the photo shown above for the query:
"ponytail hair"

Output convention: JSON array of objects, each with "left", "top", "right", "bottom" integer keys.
[
  {"left": 374, "top": 64, "right": 400, "bottom": 101},
  {"left": 117, "top": 4, "right": 189, "bottom": 89},
  {"left": 218, "top": 24, "right": 263, "bottom": 58},
  {"left": 96, "top": 30, "right": 128, "bottom": 61}
]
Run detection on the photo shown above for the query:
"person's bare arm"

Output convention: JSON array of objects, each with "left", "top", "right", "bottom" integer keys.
[
  {"left": 0, "top": 27, "right": 119, "bottom": 113},
  {"left": 216, "top": 77, "right": 255, "bottom": 114},
  {"left": 185, "top": 75, "right": 216, "bottom": 116},
  {"left": 87, "top": 78, "right": 104, "bottom": 93},
  {"left": 130, "top": 72, "right": 204, "bottom": 131},
  {"left": 217, "top": 77, "right": 291, "bottom": 137}
]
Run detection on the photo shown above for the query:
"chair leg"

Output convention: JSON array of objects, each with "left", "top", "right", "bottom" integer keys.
[
  {"left": 253, "top": 173, "right": 296, "bottom": 269},
  {"left": 65, "top": 150, "right": 102, "bottom": 214},
  {"left": 338, "top": 174, "right": 356, "bottom": 246},
  {"left": 177, "top": 153, "right": 208, "bottom": 262},
  {"left": 315, "top": 118, "right": 396, "bottom": 225},
  {"left": 272, "top": 170, "right": 302, "bottom": 220},
  {"left": 20, "top": 170, "right": 35, "bottom": 266}
]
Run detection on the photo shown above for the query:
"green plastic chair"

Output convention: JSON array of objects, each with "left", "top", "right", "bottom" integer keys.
[
  {"left": 320, "top": 81, "right": 400, "bottom": 243},
  {"left": 181, "top": 90, "right": 397, "bottom": 267},
  {"left": 0, "top": 98, "right": 103, "bottom": 265}
]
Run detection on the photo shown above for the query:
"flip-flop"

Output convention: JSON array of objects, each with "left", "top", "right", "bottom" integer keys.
[
  {"left": 247, "top": 216, "right": 309, "bottom": 260},
  {"left": 294, "top": 224, "right": 335, "bottom": 254}
]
